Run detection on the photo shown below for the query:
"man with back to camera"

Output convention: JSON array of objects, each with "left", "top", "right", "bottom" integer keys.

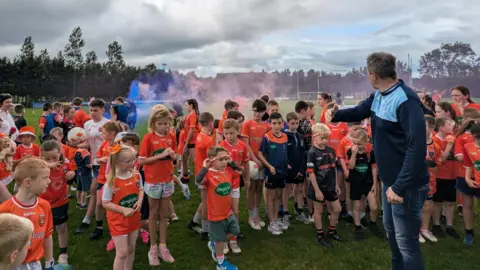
[{"left": 326, "top": 52, "right": 429, "bottom": 270}]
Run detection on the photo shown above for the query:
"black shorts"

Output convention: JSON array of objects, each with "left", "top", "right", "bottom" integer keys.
[
  {"left": 77, "top": 173, "right": 92, "bottom": 192},
  {"left": 286, "top": 173, "right": 304, "bottom": 184},
  {"left": 349, "top": 182, "right": 373, "bottom": 201},
  {"left": 265, "top": 175, "right": 286, "bottom": 189},
  {"left": 432, "top": 179, "right": 456, "bottom": 203},
  {"left": 336, "top": 161, "right": 343, "bottom": 173},
  {"left": 52, "top": 203, "right": 69, "bottom": 226},
  {"left": 307, "top": 183, "right": 338, "bottom": 203},
  {"left": 187, "top": 144, "right": 195, "bottom": 149},
  {"left": 97, "top": 183, "right": 105, "bottom": 191}
]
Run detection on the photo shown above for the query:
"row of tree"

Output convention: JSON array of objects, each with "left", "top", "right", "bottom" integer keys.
[{"left": 1, "top": 26, "right": 480, "bottom": 103}]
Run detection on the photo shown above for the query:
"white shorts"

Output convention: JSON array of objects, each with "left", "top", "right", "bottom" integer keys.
[
  {"left": 254, "top": 169, "right": 266, "bottom": 180},
  {"left": 13, "top": 261, "right": 42, "bottom": 270},
  {"left": 144, "top": 181, "right": 174, "bottom": 199},
  {"left": 231, "top": 188, "right": 240, "bottom": 199},
  {"left": 1, "top": 175, "right": 13, "bottom": 186}
]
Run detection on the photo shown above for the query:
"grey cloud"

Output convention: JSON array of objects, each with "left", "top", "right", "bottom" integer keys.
[{"left": 0, "top": 0, "right": 112, "bottom": 46}]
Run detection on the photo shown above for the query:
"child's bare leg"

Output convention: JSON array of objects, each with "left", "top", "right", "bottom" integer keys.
[
  {"left": 353, "top": 200, "right": 361, "bottom": 226},
  {"left": 421, "top": 200, "right": 433, "bottom": 231},
  {"left": 159, "top": 197, "right": 170, "bottom": 245},
  {"left": 56, "top": 223, "right": 68, "bottom": 255},
  {"left": 367, "top": 192, "right": 378, "bottom": 222},
  {"left": 148, "top": 197, "right": 160, "bottom": 247},
  {"left": 112, "top": 235, "right": 128, "bottom": 270},
  {"left": 267, "top": 189, "right": 276, "bottom": 223},
  {"left": 283, "top": 184, "right": 293, "bottom": 214},
  {"left": 274, "top": 189, "right": 283, "bottom": 221},
  {"left": 125, "top": 230, "right": 139, "bottom": 270}
]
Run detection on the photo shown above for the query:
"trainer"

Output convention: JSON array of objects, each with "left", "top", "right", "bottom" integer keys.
[{"left": 326, "top": 52, "right": 429, "bottom": 270}]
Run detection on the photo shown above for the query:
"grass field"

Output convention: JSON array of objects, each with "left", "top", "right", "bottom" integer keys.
[{"left": 19, "top": 102, "right": 480, "bottom": 270}]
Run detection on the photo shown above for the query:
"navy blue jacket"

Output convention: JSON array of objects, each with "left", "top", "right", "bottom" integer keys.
[
  {"left": 332, "top": 80, "right": 429, "bottom": 196},
  {"left": 284, "top": 129, "right": 306, "bottom": 177}
]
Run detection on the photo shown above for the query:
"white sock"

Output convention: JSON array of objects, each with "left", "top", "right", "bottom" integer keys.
[
  {"left": 193, "top": 212, "right": 201, "bottom": 224},
  {"left": 348, "top": 211, "right": 353, "bottom": 217},
  {"left": 254, "top": 208, "right": 259, "bottom": 218},
  {"left": 82, "top": 216, "right": 91, "bottom": 224},
  {"left": 360, "top": 212, "right": 366, "bottom": 219}
]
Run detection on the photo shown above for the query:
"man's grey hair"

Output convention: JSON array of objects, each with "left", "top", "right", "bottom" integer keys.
[{"left": 366, "top": 52, "right": 397, "bottom": 80}]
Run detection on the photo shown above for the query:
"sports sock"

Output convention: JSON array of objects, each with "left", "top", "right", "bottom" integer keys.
[
  {"left": 82, "top": 216, "right": 91, "bottom": 224},
  {"left": 316, "top": 229, "right": 324, "bottom": 238},
  {"left": 193, "top": 212, "right": 201, "bottom": 223},
  {"left": 216, "top": 255, "right": 225, "bottom": 264},
  {"left": 96, "top": 220, "right": 103, "bottom": 229},
  {"left": 328, "top": 225, "right": 336, "bottom": 234}
]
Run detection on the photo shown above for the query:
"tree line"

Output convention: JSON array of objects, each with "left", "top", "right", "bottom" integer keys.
[{"left": 1, "top": 26, "right": 480, "bottom": 104}]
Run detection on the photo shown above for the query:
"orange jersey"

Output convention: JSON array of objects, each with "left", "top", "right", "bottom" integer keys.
[
  {"left": 62, "top": 144, "right": 77, "bottom": 170},
  {"left": 451, "top": 103, "right": 480, "bottom": 117},
  {"left": 74, "top": 109, "right": 87, "bottom": 128},
  {"left": 0, "top": 162, "right": 12, "bottom": 181},
  {"left": 40, "top": 163, "right": 70, "bottom": 208},
  {"left": 177, "top": 130, "right": 186, "bottom": 155},
  {"left": 202, "top": 167, "right": 240, "bottom": 221},
  {"left": 463, "top": 142, "right": 480, "bottom": 184},
  {"left": 184, "top": 112, "right": 200, "bottom": 144},
  {"left": 326, "top": 122, "right": 348, "bottom": 150},
  {"left": 433, "top": 135, "right": 456, "bottom": 180},
  {"left": 454, "top": 133, "right": 473, "bottom": 178},
  {"left": 219, "top": 139, "right": 250, "bottom": 189},
  {"left": 14, "top": 144, "right": 40, "bottom": 160},
  {"left": 103, "top": 172, "right": 142, "bottom": 236},
  {"left": 139, "top": 131, "right": 176, "bottom": 184},
  {"left": 96, "top": 141, "right": 111, "bottom": 184},
  {"left": 241, "top": 120, "right": 271, "bottom": 156},
  {"left": 426, "top": 141, "right": 442, "bottom": 195},
  {"left": 0, "top": 196, "right": 53, "bottom": 263},
  {"left": 336, "top": 136, "right": 353, "bottom": 161},
  {"left": 319, "top": 107, "right": 326, "bottom": 123},
  {"left": 195, "top": 132, "right": 214, "bottom": 175}
]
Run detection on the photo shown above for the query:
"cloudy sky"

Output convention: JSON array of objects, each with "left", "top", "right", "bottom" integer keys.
[{"left": 0, "top": 0, "right": 479, "bottom": 77}]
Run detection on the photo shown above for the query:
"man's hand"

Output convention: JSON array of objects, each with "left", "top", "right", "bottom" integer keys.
[
  {"left": 386, "top": 187, "right": 404, "bottom": 204},
  {"left": 325, "top": 104, "right": 339, "bottom": 123}
]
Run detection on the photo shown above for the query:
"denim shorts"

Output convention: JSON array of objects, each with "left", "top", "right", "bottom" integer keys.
[
  {"left": 456, "top": 177, "right": 480, "bottom": 198},
  {"left": 145, "top": 181, "right": 174, "bottom": 199},
  {"left": 77, "top": 172, "right": 92, "bottom": 192}
]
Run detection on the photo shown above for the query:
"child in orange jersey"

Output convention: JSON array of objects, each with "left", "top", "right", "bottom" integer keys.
[
  {"left": 219, "top": 119, "right": 250, "bottom": 252},
  {"left": 325, "top": 103, "right": 349, "bottom": 218},
  {"left": 119, "top": 132, "right": 151, "bottom": 245},
  {"left": 347, "top": 128, "right": 383, "bottom": 240},
  {"left": 336, "top": 121, "right": 363, "bottom": 222},
  {"left": 242, "top": 99, "right": 271, "bottom": 230},
  {"left": 189, "top": 112, "right": 215, "bottom": 239},
  {"left": 198, "top": 146, "right": 242, "bottom": 270},
  {"left": 97, "top": 121, "right": 125, "bottom": 251},
  {"left": 0, "top": 213, "right": 34, "bottom": 269},
  {"left": 217, "top": 100, "right": 239, "bottom": 142},
  {"left": 432, "top": 117, "right": 460, "bottom": 239},
  {"left": 13, "top": 126, "right": 40, "bottom": 166},
  {"left": 307, "top": 124, "right": 344, "bottom": 248},
  {"left": 139, "top": 109, "right": 177, "bottom": 266},
  {"left": 39, "top": 140, "right": 75, "bottom": 264},
  {"left": 420, "top": 115, "right": 441, "bottom": 243},
  {"left": 462, "top": 122, "right": 480, "bottom": 245},
  {"left": 0, "top": 158, "right": 54, "bottom": 270},
  {"left": 176, "top": 117, "right": 186, "bottom": 172},
  {"left": 102, "top": 145, "right": 144, "bottom": 270},
  {"left": 49, "top": 127, "right": 76, "bottom": 198},
  {"left": 453, "top": 108, "right": 480, "bottom": 216},
  {"left": 181, "top": 99, "right": 200, "bottom": 182}
]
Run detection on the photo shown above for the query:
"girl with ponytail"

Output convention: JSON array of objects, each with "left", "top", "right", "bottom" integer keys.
[
  {"left": 102, "top": 144, "right": 143, "bottom": 270},
  {"left": 182, "top": 99, "right": 200, "bottom": 182}
]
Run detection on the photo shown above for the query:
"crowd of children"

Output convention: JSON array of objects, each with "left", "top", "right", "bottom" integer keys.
[{"left": 0, "top": 89, "right": 479, "bottom": 270}]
